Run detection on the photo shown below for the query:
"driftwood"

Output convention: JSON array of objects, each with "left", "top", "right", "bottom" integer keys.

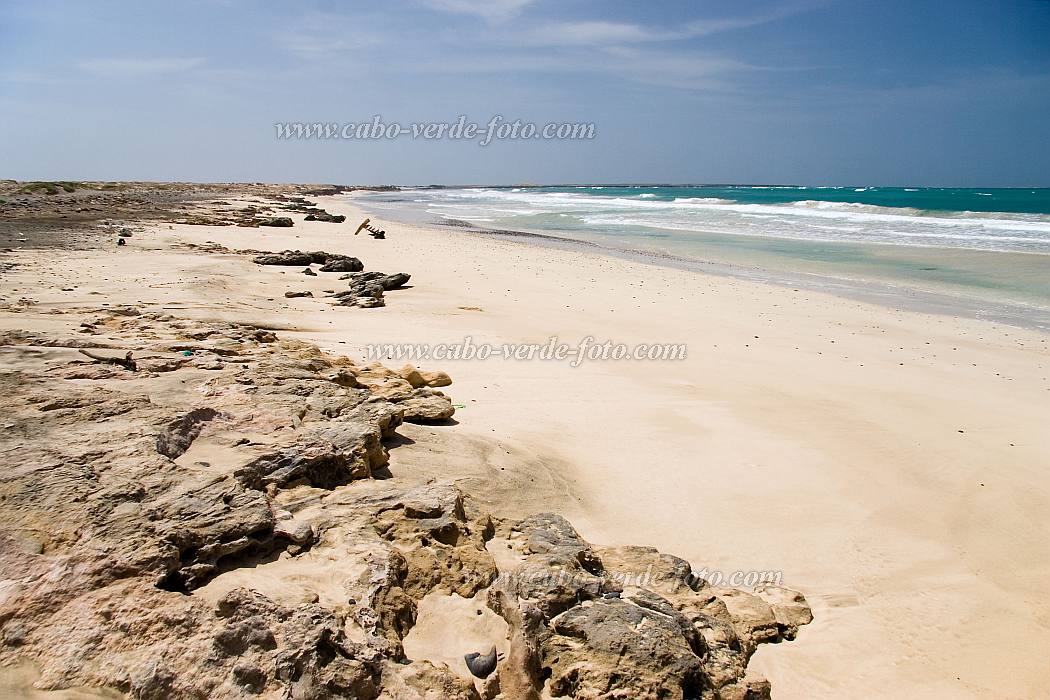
[
  {"left": 78, "top": 349, "right": 137, "bottom": 371},
  {"left": 354, "top": 218, "right": 386, "bottom": 239}
]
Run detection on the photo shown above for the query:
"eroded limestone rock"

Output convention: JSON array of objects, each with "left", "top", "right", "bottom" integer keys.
[{"left": 0, "top": 309, "right": 808, "bottom": 700}]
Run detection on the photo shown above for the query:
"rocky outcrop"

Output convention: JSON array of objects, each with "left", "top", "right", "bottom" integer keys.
[
  {"left": 251, "top": 249, "right": 358, "bottom": 269},
  {"left": 156, "top": 407, "right": 226, "bottom": 458},
  {"left": 0, "top": 309, "right": 809, "bottom": 699},
  {"left": 339, "top": 271, "right": 411, "bottom": 290},
  {"left": 331, "top": 271, "right": 411, "bottom": 309},
  {"left": 276, "top": 197, "right": 348, "bottom": 223},
  {"left": 251, "top": 250, "right": 363, "bottom": 273},
  {"left": 319, "top": 256, "right": 365, "bottom": 273},
  {"left": 250, "top": 252, "right": 408, "bottom": 308},
  {"left": 347, "top": 362, "right": 456, "bottom": 422},
  {"left": 485, "top": 515, "right": 811, "bottom": 699},
  {"left": 397, "top": 364, "right": 453, "bottom": 389},
  {"left": 305, "top": 211, "right": 347, "bottom": 223},
  {"left": 252, "top": 250, "right": 327, "bottom": 266},
  {"left": 258, "top": 216, "right": 294, "bottom": 227}
]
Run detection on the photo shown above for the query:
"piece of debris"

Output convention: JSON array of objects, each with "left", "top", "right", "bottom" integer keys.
[
  {"left": 354, "top": 218, "right": 387, "bottom": 239},
  {"left": 77, "top": 349, "right": 136, "bottom": 371}
]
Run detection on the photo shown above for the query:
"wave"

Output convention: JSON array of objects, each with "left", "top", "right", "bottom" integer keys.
[
  {"left": 431, "top": 188, "right": 1050, "bottom": 225},
  {"left": 673, "top": 197, "right": 737, "bottom": 205},
  {"left": 790, "top": 199, "right": 925, "bottom": 217},
  {"left": 579, "top": 214, "right": 1049, "bottom": 246},
  {"left": 393, "top": 187, "right": 1050, "bottom": 252}
]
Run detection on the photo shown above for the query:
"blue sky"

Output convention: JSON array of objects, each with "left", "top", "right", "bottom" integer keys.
[{"left": 1, "top": 0, "right": 1048, "bottom": 185}]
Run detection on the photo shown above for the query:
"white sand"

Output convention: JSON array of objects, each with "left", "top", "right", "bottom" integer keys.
[{"left": 5, "top": 194, "right": 1048, "bottom": 699}]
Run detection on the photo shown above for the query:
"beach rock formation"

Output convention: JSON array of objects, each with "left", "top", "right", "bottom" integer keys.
[
  {"left": 275, "top": 196, "right": 347, "bottom": 223},
  {"left": 0, "top": 303, "right": 809, "bottom": 699},
  {"left": 486, "top": 515, "right": 811, "bottom": 699},
  {"left": 252, "top": 249, "right": 364, "bottom": 273},
  {"left": 394, "top": 365, "right": 452, "bottom": 389},
  {"left": 258, "top": 216, "right": 294, "bottom": 227},
  {"left": 318, "top": 256, "right": 365, "bottom": 273},
  {"left": 253, "top": 250, "right": 327, "bottom": 266},
  {"left": 331, "top": 271, "right": 412, "bottom": 309},
  {"left": 305, "top": 211, "right": 347, "bottom": 223}
]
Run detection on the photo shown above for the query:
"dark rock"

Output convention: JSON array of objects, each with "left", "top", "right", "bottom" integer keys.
[
  {"left": 258, "top": 217, "right": 294, "bottom": 227},
  {"left": 156, "top": 407, "right": 225, "bottom": 459},
  {"left": 304, "top": 211, "right": 347, "bottom": 223},
  {"left": 318, "top": 256, "right": 364, "bottom": 273},
  {"left": 329, "top": 272, "right": 410, "bottom": 309},
  {"left": 464, "top": 645, "right": 498, "bottom": 678},
  {"left": 252, "top": 250, "right": 327, "bottom": 266}
]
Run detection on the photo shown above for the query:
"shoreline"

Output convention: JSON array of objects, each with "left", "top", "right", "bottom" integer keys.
[
  {"left": 352, "top": 193, "right": 1050, "bottom": 333},
  {"left": 1, "top": 184, "right": 1048, "bottom": 698},
  {"left": 317, "top": 196, "right": 1050, "bottom": 698}
]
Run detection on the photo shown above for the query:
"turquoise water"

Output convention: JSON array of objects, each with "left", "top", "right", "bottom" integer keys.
[
  {"left": 546, "top": 185, "right": 1050, "bottom": 216},
  {"left": 354, "top": 186, "right": 1050, "bottom": 329}
]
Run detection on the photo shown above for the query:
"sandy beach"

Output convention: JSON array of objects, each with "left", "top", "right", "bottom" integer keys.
[
  {"left": 2, "top": 189, "right": 1045, "bottom": 698},
  {"left": 4, "top": 1, "right": 1049, "bottom": 697},
  {"left": 0, "top": 187, "right": 1041, "bottom": 700},
  {"left": 279, "top": 197, "right": 1050, "bottom": 699},
  {"left": 323, "top": 197, "right": 1050, "bottom": 698}
]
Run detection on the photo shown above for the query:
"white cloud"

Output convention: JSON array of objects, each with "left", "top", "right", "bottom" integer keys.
[{"left": 78, "top": 57, "right": 205, "bottom": 77}]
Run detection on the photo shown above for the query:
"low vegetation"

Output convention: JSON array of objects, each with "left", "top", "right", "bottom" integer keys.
[{"left": 17, "top": 181, "right": 83, "bottom": 195}]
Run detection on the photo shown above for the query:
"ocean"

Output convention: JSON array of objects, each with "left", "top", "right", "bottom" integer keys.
[{"left": 353, "top": 186, "right": 1050, "bottom": 330}]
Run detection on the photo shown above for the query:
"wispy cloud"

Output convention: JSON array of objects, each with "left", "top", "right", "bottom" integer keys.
[
  {"left": 402, "top": 44, "right": 754, "bottom": 92},
  {"left": 522, "top": 21, "right": 679, "bottom": 47},
  {"left": 272, "top": 0, "right": 823, "bottom": 91},
  {"left": 684, "top": 0, "right": 825, "bottom": 37},
  {"left": 78, "top": 57, "right": 205, "bottom": 77},
  {"left": 518, "top": 1, "right": 826, "bottom": 48},
  {"left": 414, "top": 0, "right": 535, "bottom": 22},
  {"left": 274, "top": 9, "right": 390, "bottom": 58}
]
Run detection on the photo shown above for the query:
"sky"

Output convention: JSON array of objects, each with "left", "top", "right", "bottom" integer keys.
[{"left": 1, "top": 0, "right": 1049, "bottom": 186}]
